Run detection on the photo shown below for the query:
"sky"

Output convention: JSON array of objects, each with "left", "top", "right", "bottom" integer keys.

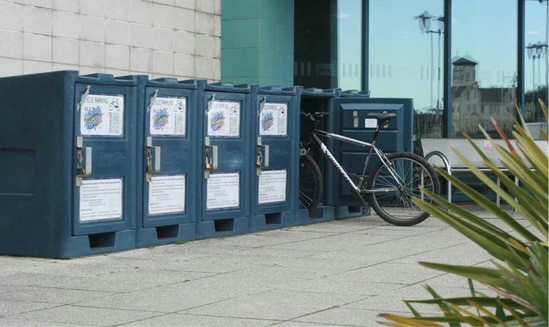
[{"left": 336, "top": 0, "right": 548, "bottom": 111}]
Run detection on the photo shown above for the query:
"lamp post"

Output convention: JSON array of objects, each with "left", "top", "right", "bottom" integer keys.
[
  {"left": 541, "top": 0, "right": 549, "bottom": 107},
  {"left": 526, "top": 42, "right": 547, "bottom": 90},
  {"left": 416, "top": 11, "right": 444, "bottom": 133}
]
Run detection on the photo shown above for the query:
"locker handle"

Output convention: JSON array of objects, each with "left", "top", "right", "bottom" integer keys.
[
  {"left": 146, "top": 137, "right": 161, "bottom": 182},
  {"left": 256, "top": 136, "right": 269, "bottom": 175},
  {"left": 146, "top": 147, "right": 162, "bottom": 173},
  {"left": 353, "top": 110, "right": 359, "bottom": 128},
  {"left": 77, "top": 147, "right": 93, "bottom": 176},
  {"left": 204, "top": 137, "right": 218, "bottom": 179},
  {"left": 211, "top": 145, "right": 218, "bottom": 170},
  {"left": 256, "top": 144, "right": 269, "bottom": 168},
  {"left": 75, "top": 136, "right": 92, "bottom": 186}
]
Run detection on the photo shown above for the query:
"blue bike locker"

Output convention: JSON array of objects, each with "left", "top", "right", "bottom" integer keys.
[
  {"left": 135, "top": 76, "right": 200, "bottom": 247},
  {"left": 295, "top": 88, "right": 338, "bottom": 225},
  {"left": 197, "top": 82, "right": 252, "bottom": 239},
  {"left": 324, "top": 95, "right": 413, "bottom": 216},
  {"left": 0, "top": 71, "right": 137, "bottom": 258},
  {"left": 250, "top": 86, "right": 302, "bottom": 232}
]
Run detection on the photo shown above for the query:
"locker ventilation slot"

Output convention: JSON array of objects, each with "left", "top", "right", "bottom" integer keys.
[
  {"left": 265, "top": 213, "right": 282, "bottom": 225},
  {"left": 214, "top": 219, "right": 234, "bottom": 232},
  {"left": 156, "top": 225, "right": 179, "bottom": 239},
  {"left": 88, "top": 232, "right": 115, "bottom": 248},
  {"left": 349, "top": 206, "right": 362, "bottom": 214}
]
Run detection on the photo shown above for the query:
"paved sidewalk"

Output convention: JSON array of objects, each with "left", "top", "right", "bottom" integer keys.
[{"left": 0, "top": 208, "right": 518, "bottom": 326}]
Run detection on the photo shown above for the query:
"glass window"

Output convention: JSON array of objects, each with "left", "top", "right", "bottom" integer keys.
[
  {"left": 294, "top": 0, "right": 337, "bottom": 89},
  {"left": 294, "top": 0, "right": 362, "bottom": 89},
  {"left": 525, "top": 0, "right": 548, "bottom": 128},
  {"left": 337, "top": 0, "right": 362, "bottom": 90},
  {"left": 451, "top": 0, "right": 518, "bottom": 138},
  {"left": 369, "top": 0, "right": 445, "bottom": 138}
]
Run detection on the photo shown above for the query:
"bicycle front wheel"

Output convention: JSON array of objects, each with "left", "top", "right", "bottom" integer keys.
[
  {"left": 299, "top": 153, "right": 323, "bottom": 210},
  {"left": 367, "top": 152, "right": 440, "bottom": 226}
]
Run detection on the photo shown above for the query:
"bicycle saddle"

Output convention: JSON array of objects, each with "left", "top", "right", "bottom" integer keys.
[{"left": 367, "top": 112, "right": 396, "bottom": 121}]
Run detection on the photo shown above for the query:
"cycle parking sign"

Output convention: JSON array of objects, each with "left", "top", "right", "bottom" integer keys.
[
  {"left": 259, "top": 103, "right": 288, "bottom": 136},
  {"left": 80, "top": 94, "right": 124, "bottom": 136}
]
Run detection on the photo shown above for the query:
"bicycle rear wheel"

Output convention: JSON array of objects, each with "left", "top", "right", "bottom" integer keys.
[
  {"left": 299, "top": 153, "right": 323, "bottom": 210},
  {"left": 367, "top": 152, "right": 440, "bottom": 226}
]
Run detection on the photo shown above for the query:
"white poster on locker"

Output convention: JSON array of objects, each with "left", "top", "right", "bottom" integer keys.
[
  {"left": 80, "top": 94, "right": 124, "bottom": 136},
  {"left": 206, "top": 173, "right": 240, "bottom": 210},
  {"left": 259, "top": 103, "right": 288, "bottom": 136},
  {"left": 79, "top": 178, "right": 123, "bottom": 222},
  {"left": 258, "top": 170, "right": 287, "bottom": 204},
  {"left": 149, "top": 97, "right": 186, "bottom": 136},
  {"left": 148, "top": 175, "right": 186, "bottom": 215},
  {"left": 207, "top": 101, "right": 240, "bottom": 137}
]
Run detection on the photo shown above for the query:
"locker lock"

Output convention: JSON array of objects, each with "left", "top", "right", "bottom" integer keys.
[
  {"left": 146, "top": 136, "right": 162, "bottom": 182},
  {"left": 353, "top": 111, "right": 359, "bottom": 128},
  {"left": 256, "top": 136, "right": 270, "bottom": 175},
  {"left": 75, "top": 136, "right": 92, "bottom": 186},
  {"left": 204, "top": 137, "right": 218, "bottom": 179}
]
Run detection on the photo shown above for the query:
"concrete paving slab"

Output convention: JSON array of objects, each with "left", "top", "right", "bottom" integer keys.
[
  {"left": 334, "top": 268, "right": 439, "bottom": 285},
  {"left": 183, "top": 290, "right": 364, "bottom": 321},
  {"left": 121, "top": 313, "right": 278, "bottom": 326},
  {"left": 394, "top": 245, "right": 492, "bottom": 265},
  {"left": 275, "top": 278, "right": 399, "bottom": 297},
  {"left": 12, "top": 305, "right": 161, "bottom": 326},
  {"left": 0, "top": 286, "right": 116, "bottom": 305},
  {"left": 0, "top": 300, "right": 60, "bottom": 317},
  {"left": 285, "top": 221, "right": 374, "bottom": 234},
  {"left": 342, "top": 295, "right": 438, "bottom": 314},
  {"left": 0, "top": 207, "right": 522, "bottom": 327},
  {"left": 0, "top": 273, "right": 78, "bottom": 288},
  {"left": 75, "top": 286, "right": 236, "bottom": 313},
  {"left": 296, "top": 307, "right": 381, "bottom": 326},
  {"left": 22, "top": 269, "right": 216, "bottom": 293},
  {"left": 257, "top": 257, "right": 379, "bottom": 272},
  {"left": 263, "top": 233, "right": 397, "bottom": 252},
  {"left": 227, "top": 264, "right": 344, "bottom": 280},
  {"left": 238, "top": 247, "right": 327, "bottom": 259},
  {"left": 0, "top": 318, "right": 92, "bottom": 326},
  {"left": 274, "top": 322, "right": 354, "bottom": 327},
  {"left": 385, "top": 283, "right": 498, "bottom": 299},
  {"left": 417, "top": 272, "right": 492, "bottom": 290}
]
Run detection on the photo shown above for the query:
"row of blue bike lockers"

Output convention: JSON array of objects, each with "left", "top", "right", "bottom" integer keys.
[{"left": 0, "top": 70, "right": 413, "bottom": 258}]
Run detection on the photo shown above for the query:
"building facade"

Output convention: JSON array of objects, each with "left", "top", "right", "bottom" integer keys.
[
  {"left": 0, "top": 0, "right": 221, "bottom": 81},
  {"left": 0, "top": 0, "right": 547, "bottom": 140},
  {"left": 222, "top": 0, "right": 548, "bottom": 139}
]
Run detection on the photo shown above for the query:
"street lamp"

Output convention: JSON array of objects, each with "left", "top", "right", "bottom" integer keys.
[
  {"left": 415, "top": 11, "right": 444, "bottom": 132},
  {"left": 526, "top": 42, "right": 548, "bottom": 90}
]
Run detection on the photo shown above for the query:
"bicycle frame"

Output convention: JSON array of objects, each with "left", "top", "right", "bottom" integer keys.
[{"left": 311, "top": 130, "right": 406, "bottom": 203}]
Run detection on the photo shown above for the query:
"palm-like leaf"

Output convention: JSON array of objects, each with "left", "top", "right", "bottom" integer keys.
[{"left": 380, "top": 111, "right": 548, "bottom": 326}]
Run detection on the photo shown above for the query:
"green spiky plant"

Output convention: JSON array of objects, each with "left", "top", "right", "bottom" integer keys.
[{"left": 380, "top": 101, "right": 548, "bottom": 326}]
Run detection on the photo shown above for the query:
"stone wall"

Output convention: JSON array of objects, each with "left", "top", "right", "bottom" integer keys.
[{"left": 0, "top": 0, "right": 220, "bottom": 81}]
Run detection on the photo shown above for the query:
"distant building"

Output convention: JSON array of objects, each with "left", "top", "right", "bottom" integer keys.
[{"left": 451, "top": 57, "right": 515, "bottom": 137}]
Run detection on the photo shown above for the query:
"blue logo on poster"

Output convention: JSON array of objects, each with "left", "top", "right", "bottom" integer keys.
[
  {"left": 84, "top": 107, "right": 103, "bottom": 130},
  {"left": 261, "top": 112, "right": 274, "bottom": 131},
  {"left": 210, "top": 111, "right": 225, "bottom": 131},
  {"left": 153, "top": 108, "right": 169, "bottom": 130}
]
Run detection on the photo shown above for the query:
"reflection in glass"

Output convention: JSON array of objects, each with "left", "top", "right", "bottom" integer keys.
[
  {"left": 337, "top": 0, "right": 362, "bottom": 90},
  {"left": 294, "top": 0, "right": 363, "bottom": 89},
  {"left": 294, "top": 0, "right": 337, "bottom": 89},
  {"left": 451, "top": 0, "right": 517, "bottom": 138},
  {"left": 369, "top": 0, "right": 444, "bottom": 138},
  {"left": 525, "top": 0, "right": 548, "bottom": 137}
]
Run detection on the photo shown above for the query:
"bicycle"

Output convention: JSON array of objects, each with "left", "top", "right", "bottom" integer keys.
[{"left": 299, "top": 111, "right": 440, "bottom": 226}]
